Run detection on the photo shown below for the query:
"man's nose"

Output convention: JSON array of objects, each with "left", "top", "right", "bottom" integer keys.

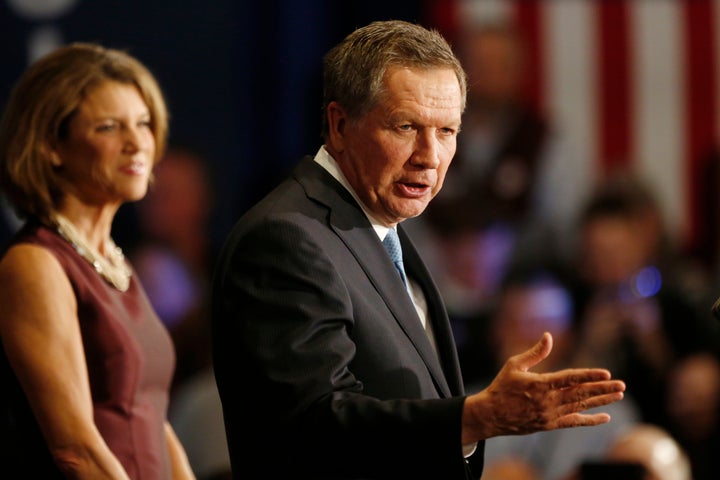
[{"left": 410, "top": 130, "right": 440, "bottom": 168}]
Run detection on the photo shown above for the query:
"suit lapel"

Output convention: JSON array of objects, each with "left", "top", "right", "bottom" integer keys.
[
  {"left": 400, "top": 226, "right": 465, "bottom": 397},
  {"left": 295, "top": 158, "right": 453, "bottom": 397}
]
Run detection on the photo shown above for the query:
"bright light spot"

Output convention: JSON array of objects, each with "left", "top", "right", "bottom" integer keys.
[{"left": 631, "top": 265, "right": 662, "bottom": 298}]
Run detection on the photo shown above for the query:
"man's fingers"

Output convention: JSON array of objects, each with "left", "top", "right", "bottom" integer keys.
[
  {"left": 542, "top": 368, "right": 616, "bottom": 389},
  {"left": 557, "top": 389, "right": 626, "bottom": 414},
  {"left": 552, "top": 412, "right": 613, "bottom": 429},
  {"left": 509, "top": 332, "right": 553, "bottom": 372}
]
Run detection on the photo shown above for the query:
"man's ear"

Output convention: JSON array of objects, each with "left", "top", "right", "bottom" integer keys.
[{"left": 326, "top": 101, "right": 348, "bottom": 153}]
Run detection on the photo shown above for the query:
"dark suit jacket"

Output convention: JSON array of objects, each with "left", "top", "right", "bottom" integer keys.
[{"left": 211, "top": 155, "right": 485, "bottom": 479}]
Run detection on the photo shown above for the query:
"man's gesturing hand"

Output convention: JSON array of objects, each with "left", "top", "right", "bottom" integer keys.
[{"left": 461, "top": 332, "right": 626, "bottom": 444}]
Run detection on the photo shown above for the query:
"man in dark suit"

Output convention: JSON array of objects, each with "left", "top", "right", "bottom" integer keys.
[{"left": 211, "top": 20, "right": 626, "bottom": 479}]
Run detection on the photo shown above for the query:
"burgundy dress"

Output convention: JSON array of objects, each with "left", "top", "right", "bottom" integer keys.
[{"left": 0, "top": 221, "right": 176, "bottom": 479}]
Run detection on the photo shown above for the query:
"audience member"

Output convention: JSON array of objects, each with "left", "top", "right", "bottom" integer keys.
[
  {"left": 211, "top": 20, "right": 626, "bottom": 479},
  {"left": 458, "top": 263, "right": 576, "bottom": 390},
  {"left": 480, "top": 457, "right": 541, "bottom": 480},
  {"left": 169, "top": 368, "right": 231, "bottom": 480},
  {"left": 0, "top": 43, "right": 194, "bottom": 478},
  {"left": 565, "top": 423, "right": 692, "bottom": 480},
  {"left": 129, "top": 145, "right": 230, "bottom": 478},
  {"left": 131, "top": 145, "right": 216, "bottom": 388},
  {"left": 568, "top": 173, "right": 720, "bottom": 425},
  {"left": 477, "top": 265, "right": 641, "bottom": 480},
  {"left": 690, "top": 146, "right": 720, "bottom": 278},
  {"left": 405, "top": 20, "right": 587, "bottom": 342},
  {"left": 426, "top": 21, "right": 583, "bottom": 235},
  {"left": 663, "top": 351, "right": 720, "bottom": 480}
]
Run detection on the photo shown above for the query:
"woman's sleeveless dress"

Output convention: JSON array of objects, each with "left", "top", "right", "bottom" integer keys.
[{"left": 0, "top": 221, "right": 176, "bottom": 479}]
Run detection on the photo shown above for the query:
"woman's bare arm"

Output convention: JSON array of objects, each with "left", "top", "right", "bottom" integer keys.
[{"left": 0, "top": 244, "right": 130, "bottom": 479}]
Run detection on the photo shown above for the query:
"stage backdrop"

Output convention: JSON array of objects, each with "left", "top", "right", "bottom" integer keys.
[
  {"left": 5, "top": 1, "right": 718, "bottom": 263},
  {"left": 426, "top": 0, "right": 720, "bottom": 262},
  {"left": 0, "top": 0, "right": 423, "bottom": 249}
]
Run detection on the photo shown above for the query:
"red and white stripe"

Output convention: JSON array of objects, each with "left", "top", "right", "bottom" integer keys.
[{"left": 429, "top": 0, "right": 720, "bottom": 253}]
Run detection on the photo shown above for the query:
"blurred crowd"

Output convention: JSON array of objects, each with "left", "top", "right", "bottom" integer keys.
[
  {"left": 2, "top": 18, "right": 720, "bottom": 480},
  {"left": 405, "top": 20, "right": 720, "bottom": 480}
]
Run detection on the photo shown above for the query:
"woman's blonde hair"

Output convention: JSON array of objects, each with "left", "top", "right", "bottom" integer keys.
[{"left": 0, "top": 42, "right": 168, "bottom": 223}]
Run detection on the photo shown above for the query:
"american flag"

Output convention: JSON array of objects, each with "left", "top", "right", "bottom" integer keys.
[{"left": 426, "top": 0, "right": 720, "bottom": 264}]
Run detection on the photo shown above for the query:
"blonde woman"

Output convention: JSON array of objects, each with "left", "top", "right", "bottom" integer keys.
[{"left": 0, "top": 43, "right": 195, "bottom": 479}]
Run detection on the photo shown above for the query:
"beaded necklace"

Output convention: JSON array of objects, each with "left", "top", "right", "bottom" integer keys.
[{"left": 52, "top": 213, "right": 131, "bottom": 291}]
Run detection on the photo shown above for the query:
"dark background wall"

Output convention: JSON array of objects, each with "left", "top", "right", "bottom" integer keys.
[{"left": 0, "top": 0, "right": 432, "bottom": 250}]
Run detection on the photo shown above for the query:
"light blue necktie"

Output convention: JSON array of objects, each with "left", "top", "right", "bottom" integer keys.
[{"left": 382, "top": 228, "right": 408, "bottom": 288}]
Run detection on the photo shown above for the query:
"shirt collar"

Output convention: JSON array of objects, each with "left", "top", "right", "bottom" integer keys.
[{"left": 313, "top": 146, "right": 391, "bottom": 240}]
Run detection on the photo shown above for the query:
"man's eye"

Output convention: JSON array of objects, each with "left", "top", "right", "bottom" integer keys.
[
  {"left": 398, "top": 124, "right": 412, "bottom": 131},
  {"left": 97, "top": 123, "right": 116, "bottom": 132}
]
